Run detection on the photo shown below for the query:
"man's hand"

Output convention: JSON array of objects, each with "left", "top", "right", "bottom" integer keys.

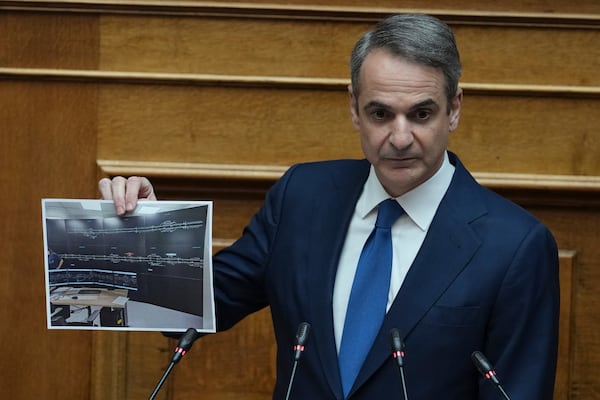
[{"left": 98, "top": 176, "right": 157, "bottom": 216}]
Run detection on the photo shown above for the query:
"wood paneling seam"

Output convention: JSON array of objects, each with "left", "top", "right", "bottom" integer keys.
[
  {"left": 97, "top": 159, "right": 600, "bottom": 192},
  {"left": 0, "top": 0, "right": 598, "bottom": 28},
  {"left": 1, "top": 67, "right": 599, "bottom": 97}
]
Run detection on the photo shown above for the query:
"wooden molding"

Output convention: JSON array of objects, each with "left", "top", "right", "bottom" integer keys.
[
  {"left": 461, "top": 83, "right": 600, "bottom": 99},
  {"left": 474, "top": 171, "right": 600, "bottom": 192},
  {"left": 97, "top": 159, "right": 600, "bottom": 209},
  {"left": 0, "top": 0, "right": 598, "bottom": 28},
  {"left": 0, "top": 67, "right": 348, "bottom": 90},
  {"left": 2, "top": 67, "right": 599, "bottom": 98},
  {"left": 97, "top": 158, "right": 600, "bottom": 191},
  {"left": 555, "top": 249, "right": 576, "bottom": 400},
  {"left": 97, "top": 159, "right": 287, "bottom": 181}
]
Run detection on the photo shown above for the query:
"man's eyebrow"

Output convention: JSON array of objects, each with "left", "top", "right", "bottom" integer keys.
[
  {"left": 362, "top": 98, "right": 440, "bottom": 113},
  {"left": 362, "top": 101, "right": 392, "bottom": 112},
  {"left": 409, "top": 98, "right": 439, "bottom": 111}
]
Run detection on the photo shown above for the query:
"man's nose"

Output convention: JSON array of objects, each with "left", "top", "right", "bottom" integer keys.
[{"left": 388, "top": 117, "right": 414, "bottom": 149}]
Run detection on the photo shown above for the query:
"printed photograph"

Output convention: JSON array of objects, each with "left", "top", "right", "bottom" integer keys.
[{"left": 42, "top": 199, "right": 215, "bottom": 332}]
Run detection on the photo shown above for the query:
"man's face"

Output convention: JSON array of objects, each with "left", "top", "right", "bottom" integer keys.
[{"left": 350, "top": 49, "right": 462, "bottom": 197}]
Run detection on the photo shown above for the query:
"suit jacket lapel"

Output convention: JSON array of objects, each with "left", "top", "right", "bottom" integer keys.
[
  {"left": 350, "top": 156, "right": 487, "bottom": 395},
  {"left": 305, "top": 160, "right": 370, "bottom": 399}
]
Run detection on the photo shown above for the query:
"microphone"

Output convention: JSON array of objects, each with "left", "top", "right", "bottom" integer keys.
[
  {"left": 293, "top": 321, "right": 311, "bottom": 360},
  {"left": 471, "top": 351, "right": 511, "bottom": 400},
  {"left": 171, "top": 327, "right": 200, "bottom": 364},
  {"left": 149, "top": 328, "right": 200, "bottom": 400},
  {"left": 390, "top": 329, "right": 409, "bottom": 400},
  {"left": 285, "top": 322, "right": 311, "bottom": 400}
]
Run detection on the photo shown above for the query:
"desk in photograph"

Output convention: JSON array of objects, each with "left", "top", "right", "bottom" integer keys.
[{"left": 50, "top": 287, "right": 129, "bottom": 327}]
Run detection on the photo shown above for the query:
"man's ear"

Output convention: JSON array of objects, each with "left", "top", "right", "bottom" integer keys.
[
  {"left": 348, "top": 85, "right": 360, "bottom": 131},
  {"left": 449, "top": 88, "right": 463, "bottom": 132}
]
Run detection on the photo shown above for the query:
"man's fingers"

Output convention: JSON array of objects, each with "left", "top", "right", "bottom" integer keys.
[
  {"left": 98, "top": 176, "right": 156, "bottom": 216},
  {"left": 136, "top": 176, "right": 157, "bottom": 201},
  {"left": 125, "top": 176, "right": 157, "bottom": 208},
  {"left": 98, "top": 177, "right": 114, "bottom": 200},
  {"left": 98, "top": 176, "right": 127, "bottom": 215}
]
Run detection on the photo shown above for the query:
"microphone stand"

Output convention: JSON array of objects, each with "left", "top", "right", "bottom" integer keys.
[
  {"left": 496, "top": 385, "right": 511, "bottom": 400},
  {"left": 149, "top": 328, "right": 200, "bottom": 400},
  {"left": 397, "top": 363, "right": 409, "bottom": 400},
  {"left": 149, "top": 362, "right": 176, "bottom": 400},
  {"left": 285, "top": 361, "right": 300, "bottom": 400},
  {"left": 390, "top": 329, "right": 409, "bottom": 400}
]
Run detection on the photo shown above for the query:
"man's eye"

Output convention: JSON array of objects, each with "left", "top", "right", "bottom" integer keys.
[
  {"left": 371, "top": 110, "right": 388, "bottom": 120},
  {"left": 414, "top": 109, "right": 431, "bottom": 120}
]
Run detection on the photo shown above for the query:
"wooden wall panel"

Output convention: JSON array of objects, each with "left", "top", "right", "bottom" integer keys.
[
  {"left": 0, "top": 79, "right": 100, "bottom": 398},
  {"left": 0, "top": 10, "right": 100, "bottom": 400},
  {"left": 0, "top": 12, "right": 99, "bottom": 68},
  {"left": 99, "top": 16, "right": 359, "bottom": 79},
  {"left": 96, "top": 83, "right": 600, "bottom": 176},
  {"left": 96, "top": 84, "right": 358, "bottom": 166},
  {"left": 172, "top": 308, "right": 276, "bottom": 400},
  {"left": 456, "top": 26, "right": 599, "bottom": 86},
  {"left": 453, "top": 93, "right": 600, "bottom": 175},
  {"left": 98, "top": 15, "right": 599, "bottom": 86}
]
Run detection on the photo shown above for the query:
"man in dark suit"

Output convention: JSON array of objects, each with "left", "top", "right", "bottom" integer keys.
[{"left": 99, "top": 13, "right": 559, "bottom": 399}]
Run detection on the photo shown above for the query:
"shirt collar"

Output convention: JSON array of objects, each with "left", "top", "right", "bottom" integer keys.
[{"left": 357, "top": 151, "right": 455, "bottom": 231}]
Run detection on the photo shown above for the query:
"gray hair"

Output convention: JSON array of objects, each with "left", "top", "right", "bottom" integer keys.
[{"left": 350, "top": 14, "right": 462, "bottom": 112}]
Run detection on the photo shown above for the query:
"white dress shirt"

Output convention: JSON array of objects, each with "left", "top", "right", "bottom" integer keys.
[{"left": 333, "top": 152, "right": 455, "bottom": 352}]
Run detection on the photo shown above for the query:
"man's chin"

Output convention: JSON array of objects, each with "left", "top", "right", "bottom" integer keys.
[{"left": 375, "top": 164, "right": 423, "bottom": 196}]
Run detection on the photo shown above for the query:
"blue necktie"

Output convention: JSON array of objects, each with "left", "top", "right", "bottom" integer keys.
[{"left": 338, "top": 198, "right": 404, "bottom": 398}]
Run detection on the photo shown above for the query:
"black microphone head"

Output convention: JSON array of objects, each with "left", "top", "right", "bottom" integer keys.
[
  {"left": 171, "top": 328, "right": 200, "bottom": 364},
  {"left": 390, "top": 328, "right": 405, "bottom": 368},
  {"left": 295, "top": 322, "right": 311, "bottom": 346},
  {"left": 293, "top": 322, "right": 311, "bottom": 361},
  {"left": 178, "top": 328, "right": 200, "bottom": 351},
  {"left": 390, "top": 328, "right": 404, "bottom": 352},
  {"left": 471, "top": 351, "right": 500, "bottom": 385},
  {"left": 471, "top": 351, "right": 491, "bottom": 374}
]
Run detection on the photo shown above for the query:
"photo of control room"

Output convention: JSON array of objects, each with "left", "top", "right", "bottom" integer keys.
[{"left": 43, "top": 200, "right": 212, "bottom": 331}]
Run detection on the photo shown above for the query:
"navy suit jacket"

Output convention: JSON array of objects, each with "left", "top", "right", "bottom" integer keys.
[{"left": 212, "top": 152, "right": 560, "bottom": 399}]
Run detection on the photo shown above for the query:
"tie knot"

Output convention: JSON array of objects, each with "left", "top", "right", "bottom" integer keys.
[{"left": 375, "top": 199, "right": 404, "bottom": 229}]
